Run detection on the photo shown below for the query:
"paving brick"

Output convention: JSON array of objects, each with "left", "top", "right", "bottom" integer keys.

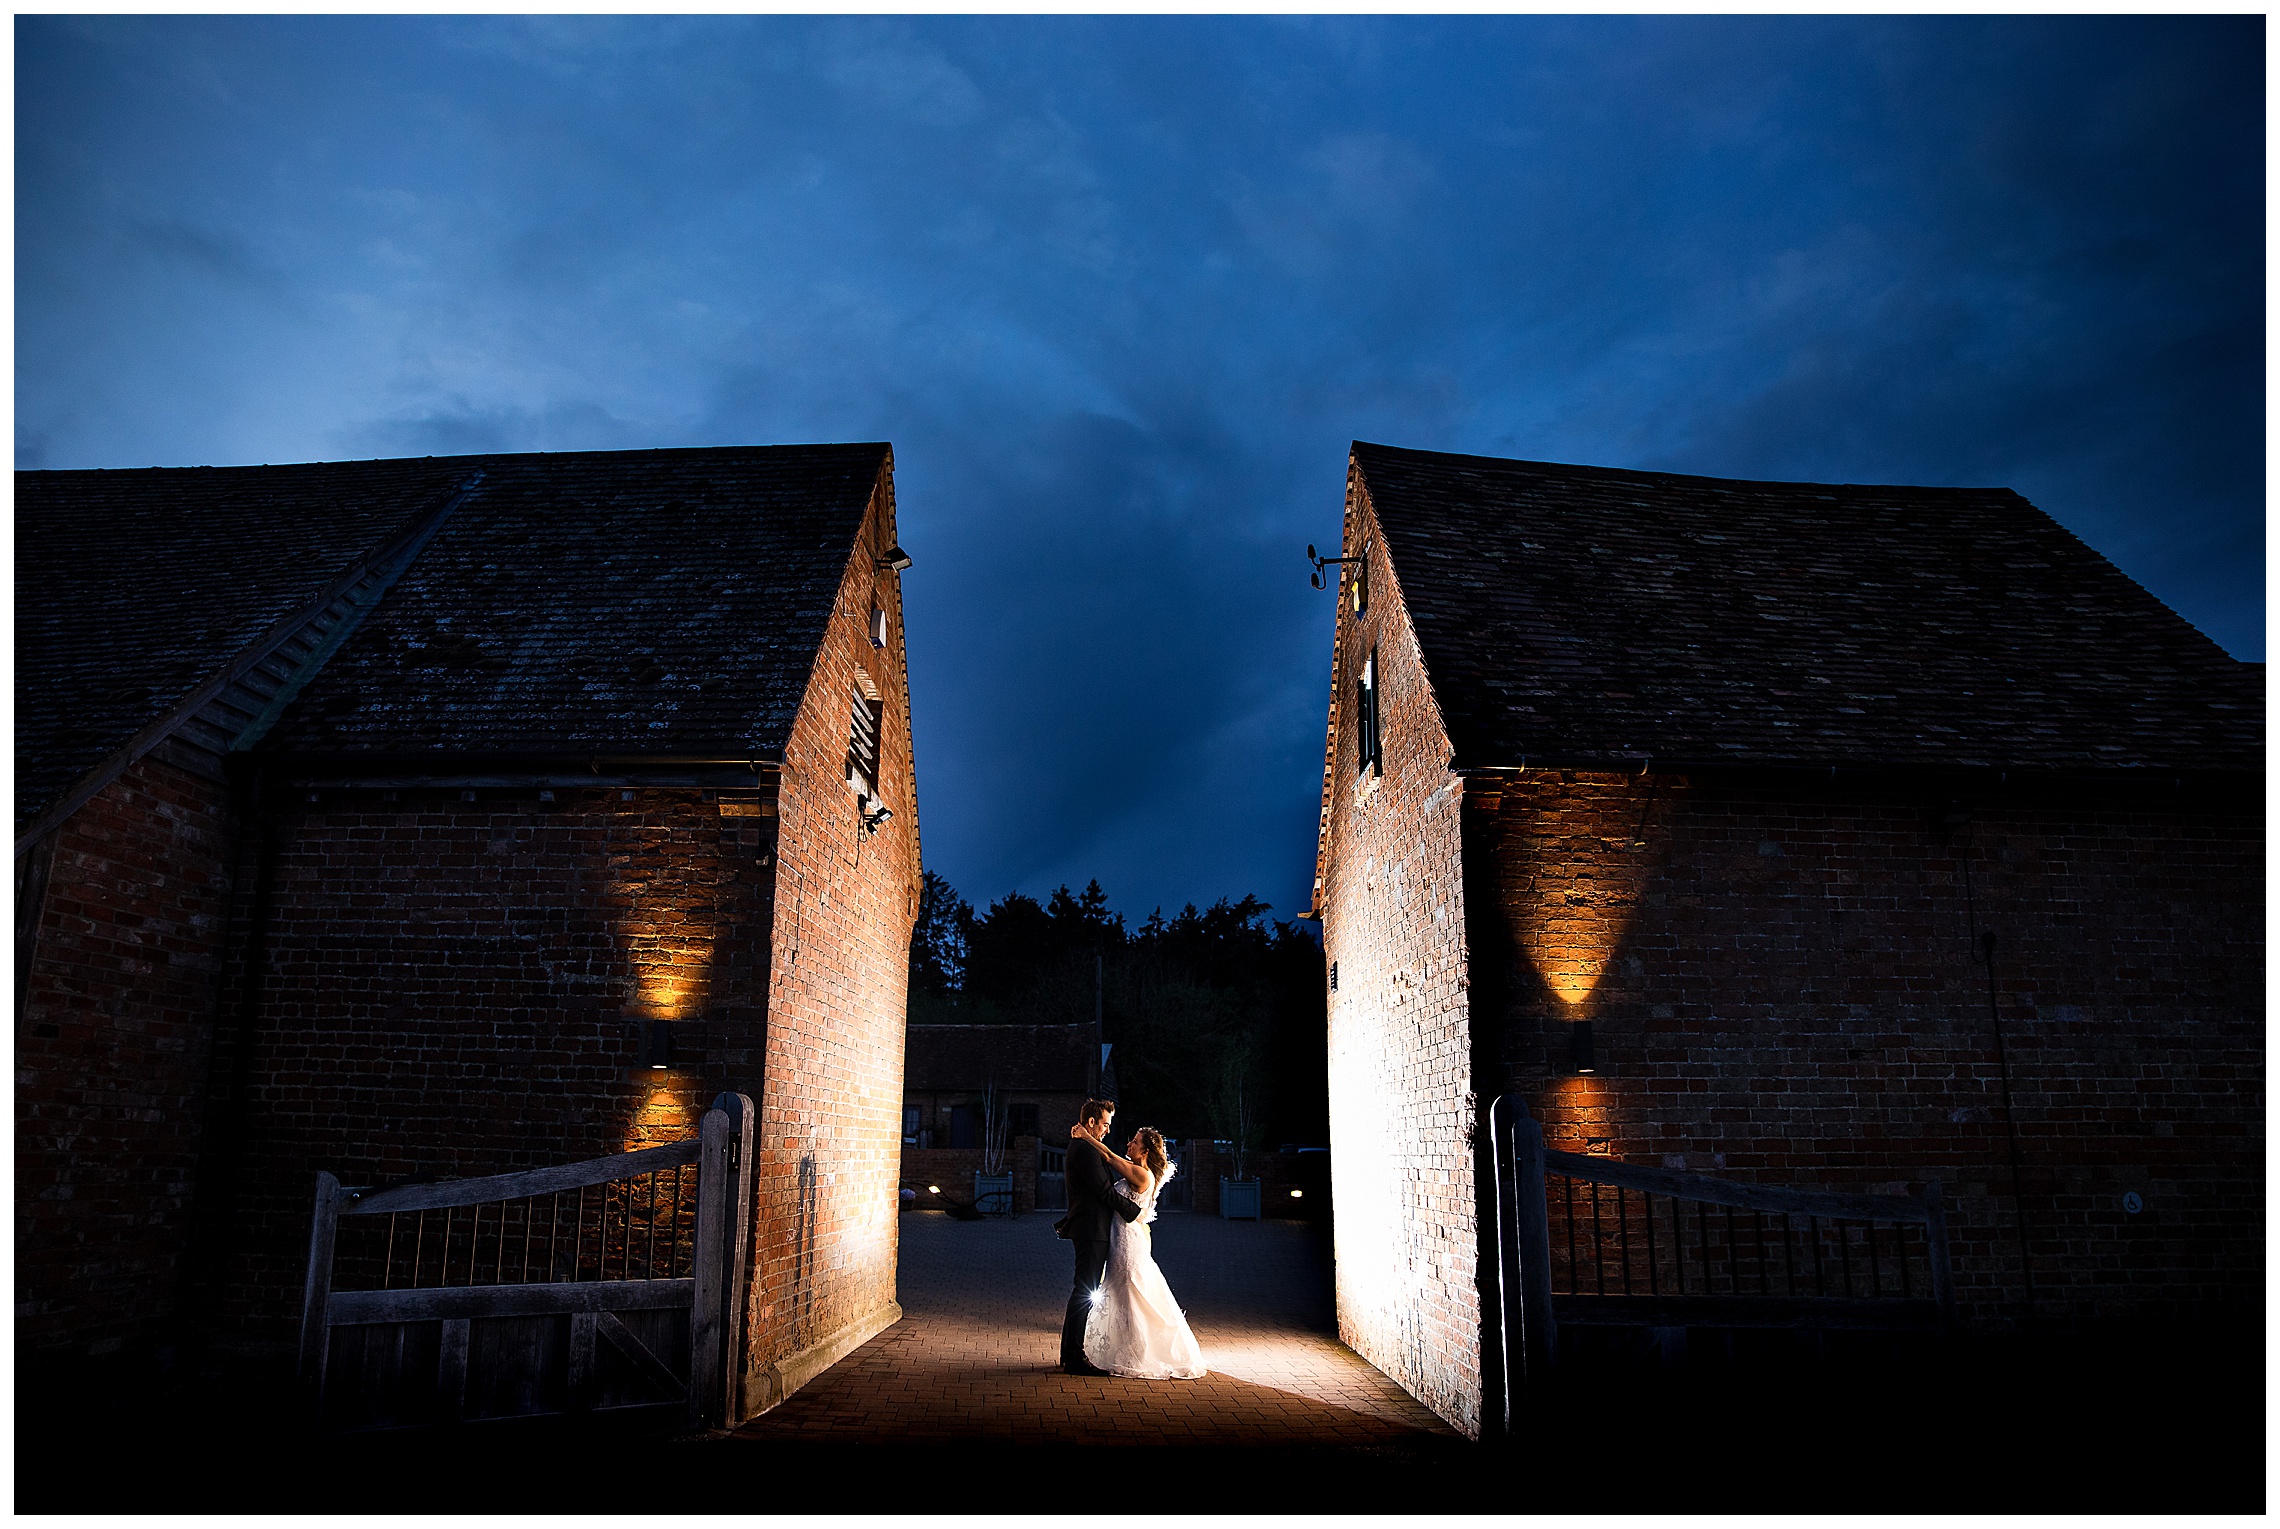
[{"left": 728, "top": 1208, "right": 1454, "bottom": 1447}]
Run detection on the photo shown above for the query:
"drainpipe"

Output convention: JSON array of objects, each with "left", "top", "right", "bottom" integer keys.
[
  {"left": 1958, "top": 832, "right": 2037, "bottom": 1326},
  {"left": 181, "top": 765, "right": 284, "bottom": 1322}
]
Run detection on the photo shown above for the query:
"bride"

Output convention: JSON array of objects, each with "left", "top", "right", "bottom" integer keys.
[{"left": 1068, "top": 1122, "right": 1208, "bottom": 1380}]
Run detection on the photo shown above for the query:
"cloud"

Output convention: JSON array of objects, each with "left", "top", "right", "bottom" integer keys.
[
  {"left": 14, "top": 15, "right": 2262, "bottom": 919},
  {"left": 342, "top": 400, "right": 659, "bottom": 459},
  {"left": 129, "top": 218, "right": 290, "bottom": 295},
  {"left": 817, "top": 26, "right": 987, "bottom": 130}
]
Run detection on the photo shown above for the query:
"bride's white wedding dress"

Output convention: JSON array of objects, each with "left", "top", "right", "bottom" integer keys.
[{"left": 1083, "top": 1169, "right": 1208, "bottom": 1379}]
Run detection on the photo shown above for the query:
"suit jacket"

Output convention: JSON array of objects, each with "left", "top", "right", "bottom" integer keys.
[{"left": 1065, "top": 1135, "right": 1144, "bottom": 1243}]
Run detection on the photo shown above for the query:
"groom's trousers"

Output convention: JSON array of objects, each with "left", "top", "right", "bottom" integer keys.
[{"left": 1061, "top": 1239, "right": 1111, "bottom": 1370}]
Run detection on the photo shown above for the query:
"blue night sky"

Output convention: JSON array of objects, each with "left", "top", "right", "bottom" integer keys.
[{"left": 16, "top": 16, "right": 2264, "bottom": 925}]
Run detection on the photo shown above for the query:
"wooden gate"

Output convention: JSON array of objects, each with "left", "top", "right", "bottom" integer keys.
[
  {"left": 1489, "top": 1094, "right": 1955, "bottom": 1425},
  {"left": 298, "top": 1092, "right": 755, "bottom": 1432},
  {"left": 1035, "top": 1144, "right": 1068, "bottom": 1211}
]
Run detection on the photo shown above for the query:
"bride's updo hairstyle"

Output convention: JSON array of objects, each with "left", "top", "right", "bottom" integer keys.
[{"left": 1133, "top": 1127, "right": 1173, "bottom": 1182}]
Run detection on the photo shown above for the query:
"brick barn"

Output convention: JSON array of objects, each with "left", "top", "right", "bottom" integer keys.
[
  {"left": 1310, "top": 441, "right": 2263, "bottom": 1438},
  {"left": 18, "top": 444, "right": 920, "bottom": 1412}
]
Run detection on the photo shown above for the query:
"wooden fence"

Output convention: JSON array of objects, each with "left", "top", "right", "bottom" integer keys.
[
  {"left": 298, "top": 1092, "right": 755, "bottom": 1432},
  {"left": 1488, "top": 1094, "right": 1955, "bottom": 1425}
]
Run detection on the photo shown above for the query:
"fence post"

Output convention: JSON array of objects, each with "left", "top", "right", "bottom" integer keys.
[
  {"left": 711, "top": 1091, "right": 757, "bottom": 1425},
  {"left": 1513, "top": 1098, "right": 1558, "bottom": 1380},
  {"left": 296, "top": 1171, "right": 343, "bottom": 1418},
  {"left": 1489, "top": 1097, "right": 1524, "bottom": 1438},
  {"left": 690, "top": 1106, "right": 733, "bottom": 1429},
  {"left": 1922, "top": 1179, "right": 1958, "bottom": 1332},
  {"left": 1489, "top": 1094, "right": 1559, "bottom": 1434}
]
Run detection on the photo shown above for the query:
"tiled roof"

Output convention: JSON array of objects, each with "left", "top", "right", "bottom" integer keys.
[
  {"left": 260, "top": 445, "right": 887, "bottom": 759},
  {"left": 16, "top": 459, "right": 475, "bottom": 832},
  {"left": 1353, "top": 442, "right": 2262, "bottom": 776},
  {"left": 905, "top": 1024, "right": 1094, "bottom": 1093},
  {"left": 16, "top": 447, "right": 889, "bottom": 832}
]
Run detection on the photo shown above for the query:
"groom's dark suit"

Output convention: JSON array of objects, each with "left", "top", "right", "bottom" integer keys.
[{"left": 1061, "top": 1130, "right": 1144, "bottom": 1373}]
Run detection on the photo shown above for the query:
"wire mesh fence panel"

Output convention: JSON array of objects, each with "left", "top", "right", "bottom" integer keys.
[
  {"left": 331, "top": 1163, "right": 701, "bottom": 1293},
  {"left": 1542, "top": 1174, "right": 1934, "bottom": 1302}
]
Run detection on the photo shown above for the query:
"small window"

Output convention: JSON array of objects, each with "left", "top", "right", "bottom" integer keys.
[
  {"left": 1009, "top": 1103, "right": 1039, "bottom": 1139},
  {"left": 869, "top": 603, "right": 888, "bottom": 648},
  {"left": 847, "top": 682, "right": 883, "bottom": 797},
  {"left": 1356, "top": 648, "right": 1382, "bottom": 776},
  {"left": 903, "top": 1106, "right": 920, "bottom": 1144},
  {"left": 1351, "top": 541, "right": 1370, "bottom": 618}
]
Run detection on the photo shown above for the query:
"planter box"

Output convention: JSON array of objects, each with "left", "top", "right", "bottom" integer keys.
[
  {"left": 1219, "top": 1177, "right": 1261, "bottom": 1220},
  {"left": 973, "top": 1172, "right": 1016, "bottom": 1216}
]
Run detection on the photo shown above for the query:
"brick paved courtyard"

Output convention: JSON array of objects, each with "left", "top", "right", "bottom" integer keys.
[
  {"left": 724, "top": 1206, "right": 1458, "bottom": 1448},
  {"left": 21, "top": 1201, "right": 2259, "bottom": 1514}
]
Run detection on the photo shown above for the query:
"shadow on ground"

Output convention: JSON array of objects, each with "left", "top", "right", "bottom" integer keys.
[
  {"left": 15, "top": 1205, "right": 2262, "bottom": 1514},
  {"left": 14, "top": 1342, "right": 2262, "bottom": 1514}
]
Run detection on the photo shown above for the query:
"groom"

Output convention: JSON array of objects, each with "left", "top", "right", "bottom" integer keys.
[{"left": 1060, "top": 1097, "right": 1143, "bottom": 1376}]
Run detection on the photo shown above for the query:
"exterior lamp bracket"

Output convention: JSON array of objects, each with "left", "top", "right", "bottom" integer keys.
[
  {"left": 876, "top": 547, "right": 914, "bottom": 571},
  {"left": 1570, "top": 1020, "right": 1597, "bottom": 1076},
  {"left": 1306, "top": 543, "right": 1361, "bottom": 591}
]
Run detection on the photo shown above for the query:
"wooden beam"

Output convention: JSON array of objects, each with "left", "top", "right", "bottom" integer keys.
[
  {"left": 689, "top": 1107, "right": 732, "bottom": 1430},
  {"left": 712, "top": 1091, "right": 757, "bottom": 1425},
  {"left": 326, "top": 1277, "right": 693, "bottom": 1324},
  {"left": 595, "top": 1311, "right": 688, "bottom": 1402},
  {"left": 297, "top": 1172, "right": 344, "bottom": 1410},
  {"left": 567, "top": 1311, "right": 597, "bottom": 1414},
  {"left": 344, "top": 1140, "right": 700, "bottom": 1216},
  {"left": 436, "top": 1318, "right": 470, "bottom": 1422}
]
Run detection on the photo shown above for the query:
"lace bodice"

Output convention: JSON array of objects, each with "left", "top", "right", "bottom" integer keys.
[{"left": 1115, "top": 1169, "right": 1168, "bottom": 1225}]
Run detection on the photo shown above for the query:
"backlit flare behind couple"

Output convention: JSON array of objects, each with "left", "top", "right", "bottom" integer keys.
[{"left": 1057, "top": 1098, "right": 1208, "bottom": 1379}]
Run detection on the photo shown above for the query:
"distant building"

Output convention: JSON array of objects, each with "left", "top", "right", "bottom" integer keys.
[
  {"left": 1312, "top": 442, "right": 2262, "bottom": 1437},
  {"left": 901, "top": 1023, "right": 1094, "bottom": 1212},
  {"left": 18, "top": 445, "right": 920, "bottom": 1415}
]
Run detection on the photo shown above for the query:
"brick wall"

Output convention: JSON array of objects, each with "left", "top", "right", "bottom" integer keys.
[
  {"left": 1316, "top": 474, "right": 1483, "bottom": 1437},
  {"left": 18, "top": 466, "right": 925, "bottom": 1396},
  {"left": 1319, "top": 460, "right": 2264, "bottom": 1432},
  {"left": 898, "top": 1140, "right": 1040, "bottom": 1213},
  {"left": 202, "top": 783, "right": 773, "bottom": 1336},
  {"left": 902, "top": 1088, "right": 1088, "bottom": 1150},
  {"left": 17, "top": 755, "right": 238, "bottom": 1356},
  {"left": 1465, "top": 768, "right": 2265, "bottom": 1331},
  {"left": 740, "top": 472, "right": 920, "bottom": 1405}
]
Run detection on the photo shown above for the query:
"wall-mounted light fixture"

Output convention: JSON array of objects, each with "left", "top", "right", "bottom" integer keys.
[
  {"left": 640, "top": 1019, "right": 674, "bottom": 1072},
  {"left": 1570, "top": 1021, "right": 1597, "bottom": 1076},
  {"left": 877, "top": 546, "right": 914, "bottom": 571},
  {"left": 862, "top": 804, "right": 893, "bottom": 835}
]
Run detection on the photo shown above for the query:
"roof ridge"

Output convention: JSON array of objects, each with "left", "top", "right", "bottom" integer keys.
[
  {"left": 1346, "top": 441, "right": 2260, "bottom": 777},
  {"left": 1350, "top": 440, "right": 2019, "bottom": 500}
]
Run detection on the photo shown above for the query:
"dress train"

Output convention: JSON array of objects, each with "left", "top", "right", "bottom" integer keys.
[{"left": 1082, "top": 1172, "right": 1207, "bottom": 1380}]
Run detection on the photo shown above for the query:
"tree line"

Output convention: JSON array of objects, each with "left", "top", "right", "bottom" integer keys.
[{"left": 909, "top": 873, "right": 1328, "bottom": 1150}]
